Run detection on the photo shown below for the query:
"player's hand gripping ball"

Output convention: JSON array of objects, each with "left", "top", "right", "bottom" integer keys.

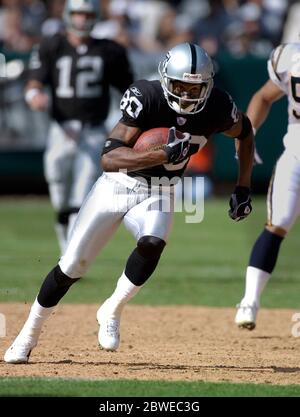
[{"left": 134, "top": 127, "right": 191, "bottom": 163}]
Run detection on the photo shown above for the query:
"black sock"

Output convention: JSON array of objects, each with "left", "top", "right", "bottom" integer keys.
[
  {"left": 249, "top": 229, "right": 283, "bottom": 273},
  {"left": 37, "top": 265, "right": 80, "bottom": 308}
]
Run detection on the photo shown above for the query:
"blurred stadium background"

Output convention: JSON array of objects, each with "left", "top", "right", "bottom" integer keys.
[{"left": 0, "top": 0, "right": 298, "bottom": 195}]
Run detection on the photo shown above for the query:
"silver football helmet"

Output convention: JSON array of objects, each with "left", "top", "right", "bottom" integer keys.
[
  {"left": 158, "top": 43, "right": 214, "bottom": 114},
  {"left": 63, "top": 0, "right": 100, "bottom": 38}
]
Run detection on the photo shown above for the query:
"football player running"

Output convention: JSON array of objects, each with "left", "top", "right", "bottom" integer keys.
[
  {"left": 25, "top": 0, "right": 133, "bottom": 253},
  {"left": 4, "top": 43, "right": 254, "bottom": 363},
  {"left": 235, "top": 42, "right": 300, "bottom": 330}
]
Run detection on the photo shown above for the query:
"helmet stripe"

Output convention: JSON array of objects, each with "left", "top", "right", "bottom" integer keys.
[{"left": 189, "top": 43, "right": 197, "bottom": 74}]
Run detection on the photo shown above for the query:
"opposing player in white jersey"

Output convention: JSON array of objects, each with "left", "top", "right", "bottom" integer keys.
[
  {"left": 4, "top": 43, "right": 254, "bottom": 363},
  {"left": 235, "top": 42, "right": 300, "bottom": 330},
  {"left": 25, "top": 0, "right": 133, "bottom": 253}
]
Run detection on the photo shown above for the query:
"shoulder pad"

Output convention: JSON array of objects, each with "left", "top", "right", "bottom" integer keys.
[{"left": 270, "top": 43, "right": 300, "bottom": 79}]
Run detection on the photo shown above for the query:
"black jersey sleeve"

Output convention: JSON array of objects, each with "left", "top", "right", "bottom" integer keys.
[
  {"left": 119, "top": 80, "right": 152, "bottom": 128},
  {"left": 27, "top": 37, "right": 51, "bottom": 84},
  {"left": 215, "top": 90, "right": 239, "bottom": 133},
  {"left": 106, "top": 41, "right": 134, "bottom": 94}
]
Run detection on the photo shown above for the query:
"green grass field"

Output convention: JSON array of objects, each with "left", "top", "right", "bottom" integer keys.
[
  {"left": 1, "top": 377, "right": 300, "bottom": 397},
  {"left": 1, "top": 196, "right": 300, "bottom": 397}
]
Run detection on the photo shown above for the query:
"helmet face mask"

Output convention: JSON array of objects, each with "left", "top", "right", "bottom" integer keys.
[
  {"left": 158, "top": 43, "right": 214, "bottom": 114},
  {"left": 64, "top": 0, "right": 100, "bottom": 38}
]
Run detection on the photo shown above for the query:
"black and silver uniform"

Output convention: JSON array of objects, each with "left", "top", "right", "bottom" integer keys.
[
  {"left": 28, "top": 33, "right": 134, "bottom": 124},
  {"left": 113, "top": 79, "right": 238, "bottom": 180}
]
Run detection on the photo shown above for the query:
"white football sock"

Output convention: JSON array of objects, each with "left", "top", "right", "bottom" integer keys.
[
  {"left": 101, "top": 272, "right": 142, "bottom": 319},
  {"left": 242, "top": 266, "right": 270, "bottom": 307},
  {"left": 20, "top": 298, "right": 55, "bottom": 338}
]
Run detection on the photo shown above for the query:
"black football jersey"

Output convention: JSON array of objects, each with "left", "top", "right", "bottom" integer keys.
[
  {"left": 118, "top": 80, "right": 238, "bottom": 180},
  {"left": 28, "top": 33, "right": 133, "bottom": 124}
]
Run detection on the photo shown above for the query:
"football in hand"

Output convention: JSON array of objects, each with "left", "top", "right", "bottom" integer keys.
[{"left": 133, "top": 127, "right": 185, "bottom": 152}]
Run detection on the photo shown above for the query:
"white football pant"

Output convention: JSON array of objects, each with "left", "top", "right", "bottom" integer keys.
[
  {"left": 59, "top": 172, "right": 174, "bottom": 278},
  {"left": 267, "top": 148, "right": 300, "bottom": 232},
  {"left": 44, "top": 121, "right": 107, "bottom": 211}
]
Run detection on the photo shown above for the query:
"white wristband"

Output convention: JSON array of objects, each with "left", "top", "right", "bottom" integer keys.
[
  {"left": 252, "top": 127, "right": 257, "bottom": 135},
  {"left": 25, "top": 88, "right": 41, "bottom": 104}
]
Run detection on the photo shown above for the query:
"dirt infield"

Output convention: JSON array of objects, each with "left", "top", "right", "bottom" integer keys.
[{"left": 1, "top": 303, "right": 300, "bottom": 385}]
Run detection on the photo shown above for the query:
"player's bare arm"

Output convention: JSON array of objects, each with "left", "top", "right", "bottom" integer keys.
[
  {"left": 223, "top": 111, "right": 254, "bottom": 188},
  {"left": 102, "top": 122, "right": 169, "bottom": 172},
  {"left": 247, "top": 79, "right": 284, "bottom": 130}
]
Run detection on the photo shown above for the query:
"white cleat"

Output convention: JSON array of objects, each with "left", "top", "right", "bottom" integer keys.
[
  {"left": 97, "top": 303, "right": 120, "bottom": 351},
  {"left": 235, "top": 302, "right": 258, "bottom": 330},
  {"left": 4, "top": 334, "right": 37, "bottom": 364}
]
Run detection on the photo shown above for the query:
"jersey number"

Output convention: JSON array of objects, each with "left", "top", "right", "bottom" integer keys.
[
  {"left": 56, "top": 56, "right": 103, "bottom": 99},
  {"left": 291, "top": 76, "right": 300, "bottom": 119},
  {"left": 120, "top": 89, "right": 143, "bottom": 119}
]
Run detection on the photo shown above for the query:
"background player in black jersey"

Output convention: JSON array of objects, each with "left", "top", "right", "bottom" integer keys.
[
  {"left": 25, "top": 0, "right": 133, "bottom": 253},
  {"left": 4, "top": 42, "right": 254, "bottom": 363}
]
